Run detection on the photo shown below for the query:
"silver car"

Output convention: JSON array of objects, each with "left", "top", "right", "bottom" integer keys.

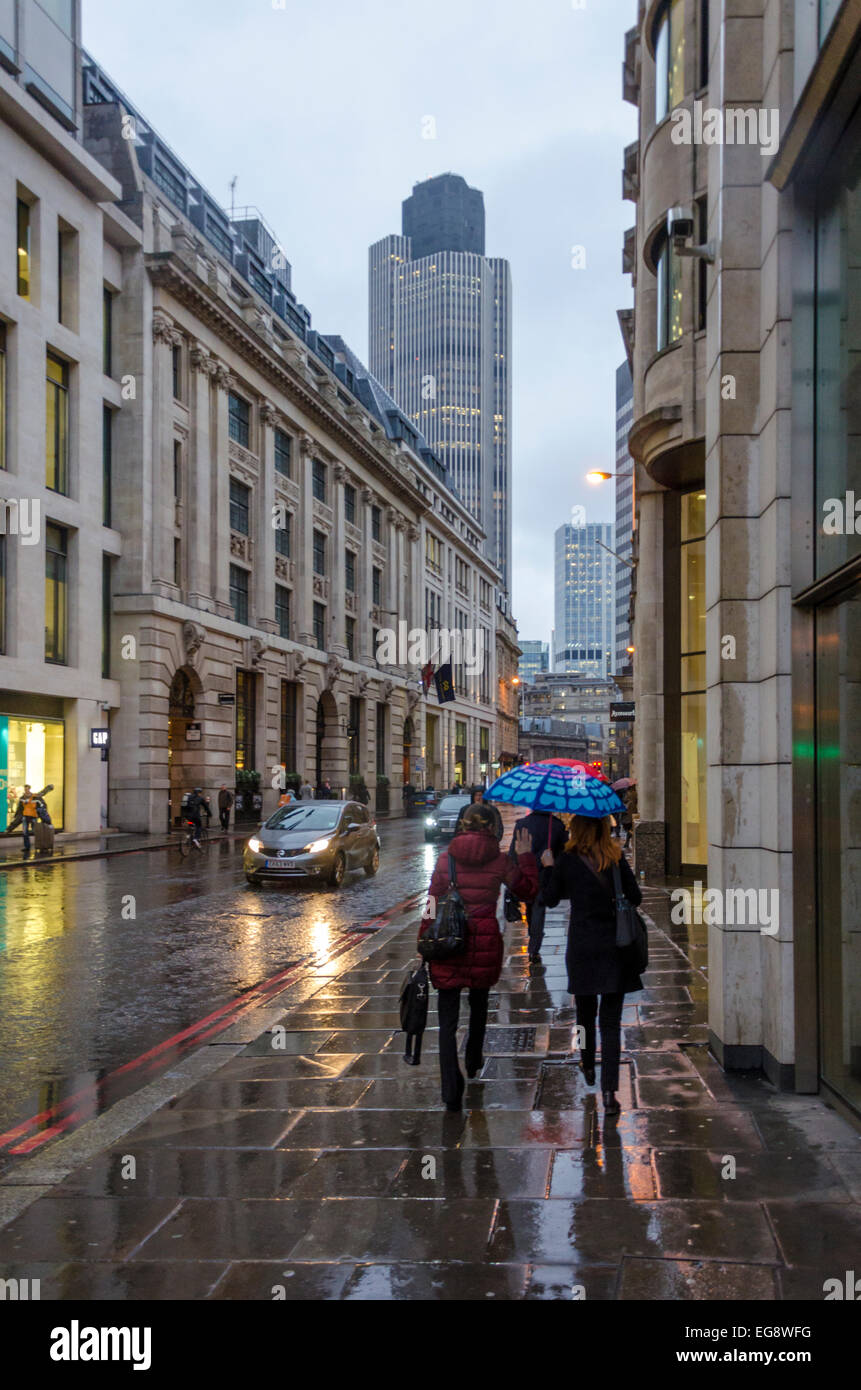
[
  {"left": 244, "top": 800, "right": 380, "bottom": 888},
  {"left": 423, "top": 794, "right": 471, "bottom": 842}
]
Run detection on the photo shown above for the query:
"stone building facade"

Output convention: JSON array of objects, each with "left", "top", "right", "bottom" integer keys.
[
  {"left": 622, "top": 0, "right": 861, "bottom": 1115},
  {"left": 0, "top": 2, "right": 123, "bottom": 837},
  {"left": 79, "top": 63, "right": 499, "bottom": 833}
]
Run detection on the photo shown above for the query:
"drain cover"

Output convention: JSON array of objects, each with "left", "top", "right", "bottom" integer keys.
[{"left": 464, "top": 1027, "right": 537, "bottom": 1055}]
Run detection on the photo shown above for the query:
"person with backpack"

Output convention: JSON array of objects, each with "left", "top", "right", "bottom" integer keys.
[
  {"left": 539, "top": 813, "right": 643, "bottom": 1114},
  {"left": 185, "top": 787, "right": 209, "bottom": 848},
  {"left": 419, "top": 804, "right": 537, "bottom": 1111}
]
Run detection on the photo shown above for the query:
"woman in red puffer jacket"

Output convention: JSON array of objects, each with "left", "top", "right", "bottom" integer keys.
[{"left": 419, "top": 804, "right": 537, "bottom": 1110}]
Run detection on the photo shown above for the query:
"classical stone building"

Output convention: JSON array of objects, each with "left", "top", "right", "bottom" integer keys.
[
  {"left": 0, "top": 0, "right": 123, "bottom": 837},
  {"left": 79, "top": 57, "right": 500, "bottom": 832},
  {"left": 494, "top": 603, "right": 521, "bottom": 775},
  {"left": 622, "top": 0, "right": 861, "bottom": 1114}
]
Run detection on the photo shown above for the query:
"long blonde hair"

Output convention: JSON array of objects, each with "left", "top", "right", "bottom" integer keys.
[{"left": 564, "top": 815, "right": 621, "bottom": 871}]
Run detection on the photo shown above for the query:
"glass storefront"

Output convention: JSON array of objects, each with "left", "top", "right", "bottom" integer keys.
[
  {"left": 814, "top": 96, "right": 861, "bottom": 579},
  {"left": 0, "top": 716, "right": 65, "bottom": 830},
  {"left": 816, "top": 587, "right": 861, "bottom": 1114},
  {"left": 680, "top": 492, "right": 707, "bottom": 865}
]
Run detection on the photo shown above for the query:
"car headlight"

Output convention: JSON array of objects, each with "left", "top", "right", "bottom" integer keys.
[
  {"left": 425, "top": 817, "right": 437, "bottom": 826},
  {"left": 304, "top": 837, "right": 331, "bottom": 854},
  {"left": 247, "top": 836, "right": 263, "bottom": 853}
]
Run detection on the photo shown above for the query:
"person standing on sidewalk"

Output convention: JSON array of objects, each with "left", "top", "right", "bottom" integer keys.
[
  {"left": 420, "top": 805, "right": 537, "bottom": 1112},
  {"left": 299, "top": 779, "right": 314, "bottom": 801},
  {"left": 217, "top": 786, "right": 233, "bottom": 831},
  {"left": 5, "top": 784, "right": 50, "bottom": 856},
  {"left": 539, "top": 814, "right": 643, "bottom": 1114},
  {"left": 507, "top": 810, "right": 567, "bottom": 962}
]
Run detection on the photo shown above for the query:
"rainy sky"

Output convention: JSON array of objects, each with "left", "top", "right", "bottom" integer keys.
[{"left": 83, "top": 0, "right": 636, "bottom": 645}]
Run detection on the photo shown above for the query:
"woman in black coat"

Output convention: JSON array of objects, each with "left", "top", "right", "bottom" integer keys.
[{"left": 540, "top": 814, "right": 643, "bottom": 1114}]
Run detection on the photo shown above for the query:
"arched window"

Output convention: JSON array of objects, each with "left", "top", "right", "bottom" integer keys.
[{"left": 654, "top": 0, "right": 685, "bottom": 123}]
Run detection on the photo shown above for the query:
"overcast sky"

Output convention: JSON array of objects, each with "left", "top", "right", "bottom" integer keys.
[{"left": 83, "top": 0, "right": 636, "bottom": 645}]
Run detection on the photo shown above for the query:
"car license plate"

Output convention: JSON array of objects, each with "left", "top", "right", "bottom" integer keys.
[{"left": 265, "top": 858, "right": 295, "bottom": 869}]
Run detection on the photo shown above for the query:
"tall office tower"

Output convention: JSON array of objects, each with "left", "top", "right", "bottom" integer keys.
[
  {"left": 369, "top": 174, "right": 512, "bottom": 593},
  {"left": 554, "top": 519, "right": 615, "bottom": 678},
  {"left": 615, "top": 360, "right": 634, "bottom": 674},
  {"left": 519, "top": 640, "right": 550, "bottom": 684}
]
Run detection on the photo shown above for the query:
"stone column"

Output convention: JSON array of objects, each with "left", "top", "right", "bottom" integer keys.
[
  {"left": 188, "top": 344, "right": 215, "bottom": 611},
  {"left": 211, "top": 363, "right": 234, "bottom": 618},
  {"left": 151, "top": 313, "right": 180, "bottom": 596},
  {"left": 329, "top": 462, "right": 347, "bottom": 657},
  {"left": 632, "top": 479, "right": 666, "bottom": 878},
  {"left": 408, "top": 524, "right": 422, "bottom": 637},
  {"left": 296, "top": 433, "right": 316, "bottom": 645},
  {"left": 361, "top": 487, "right": 375, "bottom": 663},
  {"left": 256, "top": 402, "right": 278, "bottom": 634}
]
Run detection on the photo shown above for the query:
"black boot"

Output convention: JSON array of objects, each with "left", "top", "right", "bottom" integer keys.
[
  {"left": 580, "top": 1060, "right": 596, "bottom": 1086},
  {"left": 602, "top": 1090, "right": 620, "bottom": 1114},
  {"left": 444, "top": 1074, "right": 465, "bottom": 1112}
]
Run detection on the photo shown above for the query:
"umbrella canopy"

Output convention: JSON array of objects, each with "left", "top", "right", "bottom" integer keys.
[
  {"left": 534, "top": 758, "right": 610, "bottom": 783},
  {"left": 485, "top": 763, "right": 625, "bottom": 819},
  {"left": 612, "top": 777, "right": 637, "bottom": 791}
]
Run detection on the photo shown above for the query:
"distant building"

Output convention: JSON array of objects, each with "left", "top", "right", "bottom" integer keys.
[
  {"left": 518, "top": 640, "right": 549, "bottom": 684},
  {"left": 368, "top": 174, "right": 513, "bottom": 593},
  {"left": 521, "top": 673, "right": 622, "bottom": 771},
  {"left": 553, "top": 520, "right": 615, "bottom": 677}
]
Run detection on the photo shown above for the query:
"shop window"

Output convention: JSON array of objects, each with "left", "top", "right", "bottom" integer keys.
[
  {"left": 235, "top": 669, "right": 256, "bottom": 772},
  {"left": 1, "top": 716, "right": 65, "bottom": 831},
  {"left": 45, "top": 523, "right": 68, "bottom": 664},
  {"left": 46, "top": 353, "right": 69, "bottom": 494}
]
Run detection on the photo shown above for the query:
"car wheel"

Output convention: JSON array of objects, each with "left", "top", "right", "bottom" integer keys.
[
  {"left": 328, "top": 852, "right": 346, "bottom": 888},
  {"left": 364, "top": 847, "right": 380, "bottom": 877},
  {"left": 245, "top": 876, "right": 260, "bottom": 888}
]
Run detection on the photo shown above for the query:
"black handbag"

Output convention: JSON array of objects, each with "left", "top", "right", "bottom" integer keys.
[
  {"left": 611, "top": 862, "right": 649, "bottom": 973},
  {"left": 503, "top": 890, "right": 523, "bottom": 923},
  {"left": 399, "top": 961, "right": 429, "bottom": 1034},
  {"left": 418, "top": 855, "right": 469, "bottom": 961}
]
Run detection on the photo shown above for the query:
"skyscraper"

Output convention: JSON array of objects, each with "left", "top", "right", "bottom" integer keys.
[
  {"left": 518, "top": 640, "right": 550, "bottom": 685},
  {"left": 615, "top": 360, "right": 634, "bottom": 674},
  {"left": 369, "top": 174, "right": 512, "bottom": 592},
  {"left": 554, "top": 519, "right": 615, "bottom": 678}
]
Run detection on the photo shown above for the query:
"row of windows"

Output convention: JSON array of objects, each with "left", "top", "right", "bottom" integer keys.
[{"left": 654, "top": 0, "right": 709, "bottom": 122}]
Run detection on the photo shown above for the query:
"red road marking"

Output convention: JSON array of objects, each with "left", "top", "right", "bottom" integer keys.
[{"left": 0, "top": 890, "right": 421, "bottom": 1155}]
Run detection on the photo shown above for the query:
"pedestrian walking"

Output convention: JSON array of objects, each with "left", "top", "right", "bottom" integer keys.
[
  {"left": 455, "top": 787, "right": 503, "bottom": 841},
  {"left": 622, "top": 784, "right": 638, "bottom": 850},
  {"left": 217, "top": 786, "right": 233, "bottom": 831},
  {"left": 5, "top": 784, "right": 52, "bottom": 856},
  {"left": 299, "top": 779, "right": 314, "bottom": 801},
  {"left": 540, "top": 813, "right": 643, "bottom": 1114},
  {"left": 507, "top": 810, "right": 567, "bottom": 962},
  {"left": 419, "top": 805, "right": 537, "bottom": 1111}
]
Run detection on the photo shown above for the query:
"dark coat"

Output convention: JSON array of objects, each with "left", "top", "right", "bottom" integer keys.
[
  {"left": 540, "top": 851, "right": 643, "bottom": 996},
  {"left": 508, "top": 811, "right": 567, "bottom": 861},
  {"left": 420, "top": 830, "right": 538, "bottom": 990}
]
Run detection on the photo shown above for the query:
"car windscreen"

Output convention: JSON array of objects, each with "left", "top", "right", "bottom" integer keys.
[
  {"left": 266, "top": 806, "right": 340, "bottom": 831},
  {"left": 438, "top": 797, "right": 470, "bottom": 812}
]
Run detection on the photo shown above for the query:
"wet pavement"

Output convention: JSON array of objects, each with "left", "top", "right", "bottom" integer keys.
[
  {"left": 0, "top": 869, "right": 858, "bottom": 1300},
  {"left": 0, "top": 819, "right": 435, "bottom": 1155}
]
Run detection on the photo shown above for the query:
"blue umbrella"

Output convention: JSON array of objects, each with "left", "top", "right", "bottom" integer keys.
[{"left": 484, "top": 762, "right": 625, "bottom": 819}]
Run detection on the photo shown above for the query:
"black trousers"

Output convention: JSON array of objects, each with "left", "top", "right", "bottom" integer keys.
[
  {"left": 575, "top": 992, "right": 625, "bottom": 1092},
  {"left": 219, "top": 807, "right": 230, "bottom": 831},
  {"left": 436, "top": 987, "right": 489, "bottom": 1104},
  {"left": 526, "top": 898, "right": 546, "bottom": 955}
]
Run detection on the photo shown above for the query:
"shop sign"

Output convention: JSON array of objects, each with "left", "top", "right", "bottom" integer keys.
[
  {"left": 185, "top": 723, "right": 202, "bottom": 743},
  {"left": 90, "top": 728, "right": 110, "bottom": 749}
]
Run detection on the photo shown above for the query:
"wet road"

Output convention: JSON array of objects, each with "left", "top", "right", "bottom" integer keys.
[{"left": 0, "top": 818, "right": 447, "bottom": 1156}]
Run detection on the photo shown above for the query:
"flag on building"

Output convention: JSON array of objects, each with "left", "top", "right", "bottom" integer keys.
[
  {"left": 421, "top": 661, "right": 435, "bottom": 694},
  {"left": 434, "top": 663, "right": 455, "bottom": 704}
]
